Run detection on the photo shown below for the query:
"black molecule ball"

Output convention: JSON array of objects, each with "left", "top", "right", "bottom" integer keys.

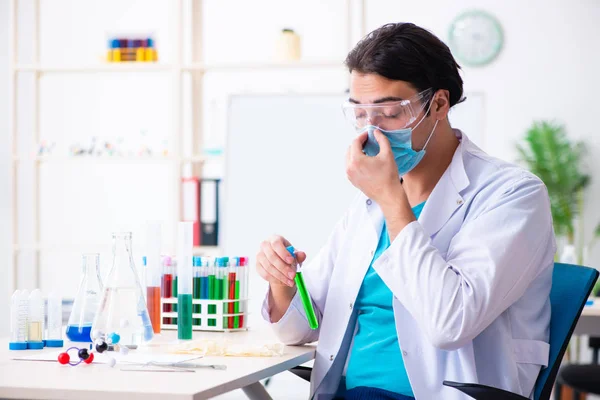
[
  {"left": 78, "top": 348, "right": 90, "bottom": 360},
  {"left": 95, "top": 341, "right": 109, "bottom": 353}
]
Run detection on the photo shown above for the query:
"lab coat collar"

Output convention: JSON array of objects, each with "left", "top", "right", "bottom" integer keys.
[{"left": 364, "top": 129, "right": 471, "bottom": 238}]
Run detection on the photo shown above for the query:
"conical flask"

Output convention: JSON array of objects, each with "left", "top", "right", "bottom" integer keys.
[
  {"left": 92, "top": 232, "right": 154, "bottom": 346},
  {"left": 66, "top": 254, "right": 103, "bottom": 342}
]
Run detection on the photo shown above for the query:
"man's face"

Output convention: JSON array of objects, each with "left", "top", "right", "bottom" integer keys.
[{"left": 348, "top": 72, "right": 434, "bottom": 149}]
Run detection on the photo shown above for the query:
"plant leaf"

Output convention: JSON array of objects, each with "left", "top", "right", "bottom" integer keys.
[{"left": 515, "top": 121, "right": 587, "bottom": 238}]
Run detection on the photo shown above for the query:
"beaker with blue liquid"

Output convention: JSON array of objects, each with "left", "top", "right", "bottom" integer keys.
[{"left": 66, "top": 253, "right": 103, "bottom": 342}]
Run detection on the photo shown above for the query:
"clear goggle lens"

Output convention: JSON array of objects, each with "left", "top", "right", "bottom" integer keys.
[{"left": 341, "top": 88, "right": 433, "bottom": 131}]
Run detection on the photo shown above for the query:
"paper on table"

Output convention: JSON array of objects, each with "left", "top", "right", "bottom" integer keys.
[
  {"left": 12, "top": 350, "right": 202, "bottom": 365},
  {"left": 170, "top": 338, "right": 285, "bottom": 357}
]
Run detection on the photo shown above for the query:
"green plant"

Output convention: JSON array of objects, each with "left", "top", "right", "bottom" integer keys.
[
  {"left": 517, "top": 121, "right": 600, "bottom": 362},
  {"left": 516, "top": 121, "right": 590, "bottom": 244}
]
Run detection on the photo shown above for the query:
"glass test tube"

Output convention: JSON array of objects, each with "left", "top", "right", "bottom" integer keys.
[
  {"left": 286, "top": 246, "right": 318, "bottom": 330},
  {"left": 9, "top": 290, "right": 28, "bottom": 350},
  {"left": 201, "top": 258, "right": 210, "bottom": 300},
  {"left": 28, "top": 289, "right": 44, "bottom": 348},
  {"left": 228, "top": 258, "right": 237, "bottom": 329},
  {"left": 161, "top": 256, "right": 172, "bottom": 325},
  {"left": 193, "top": 256, "right": 202, "bottom": 326},
  {"left": 237, "top": 257, "right": 248, "bottom": 329},
  {"left": 141, "top": 256, "right": 147, "bottom": 301},
  {"left": 46, "top": 292, "right": 63, "bottom": 347},
  {"left": 208, "top": 257, "right": 216, "bottom": 326},
  {"left": 172, "top": 258, "right": 178, "bottom": 324},
  {"left": 220, "top": 257, "right": 229, "bottom": 329},
  {"left": 145, "top": 222, "right": 162, "bottom": 334},
  {"left": 177, "top": 222, "right": 193, "bottom": 340}
]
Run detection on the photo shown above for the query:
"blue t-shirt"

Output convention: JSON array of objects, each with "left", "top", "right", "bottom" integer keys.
[{"left": 345, "top": 201, "right": 426, "bottom": 396}]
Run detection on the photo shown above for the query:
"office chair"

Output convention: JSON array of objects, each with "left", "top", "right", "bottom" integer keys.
[
  {"left": 557, "top": 364, "right": 600, "bottom": 396},
  {"left": 289, "top": 263, "right": 598, "bottom": 400},
  {"left": 443, "top": 263, "right": 598, "bottom": 400},
  {"left": 555, "top": 297, "right": 600, "bottom": 399}
]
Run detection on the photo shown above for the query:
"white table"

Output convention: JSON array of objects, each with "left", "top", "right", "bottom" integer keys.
[
  {"left": 0, "top": 327, "right": 315, "bottom": 400},
  {"left": 575, "top": 297, "right": 600, "bottom": 336}
]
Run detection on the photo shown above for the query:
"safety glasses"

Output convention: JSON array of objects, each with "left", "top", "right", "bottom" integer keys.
[{"left": 341, "top": 88, "right": 433, "bottom": 131}]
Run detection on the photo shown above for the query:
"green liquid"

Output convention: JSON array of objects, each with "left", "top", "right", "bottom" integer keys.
[
  {"left": 193, "top": 277, "right": 202, "bottom": 325},
  {"left": 178, "top": 294, "right": 193, "bottom": 340},
  {"left": 222, "top": 277, "right": 229, "bottom": 328},
  {"left": 173, "top": 276, "right": 178, "bottom": 312},
  {"left": 234, "top": 281, "right": 240, "bottom": 329},
  {"left": 208, "top": 275, "right": 216, "bottom": 326},
  {"left": 215, "top": 278, "right": 223, "bottom": 299},
  {"left": 295, "top": 271, "right": 319, "bottom": 330},
  {"left": 216, "top": 278, "right": 224, "bottom": 328}
]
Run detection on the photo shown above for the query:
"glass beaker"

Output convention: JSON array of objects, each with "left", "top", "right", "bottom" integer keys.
[
  {"left": 92, "top": 232, "right": 154, "bottom": 346},
  {"left": 66, "top": 254, "right": 103, "bottom": 342}
]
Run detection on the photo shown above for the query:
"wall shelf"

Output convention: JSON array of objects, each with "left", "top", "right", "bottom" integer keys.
[
  {"left": 13, "top": 243, "right": 220, "bottom": 254},
  {"left": 14, "top": 60, "right": 345, "bottom": 75},
  {"left": 192, "top": 246, "right": 221, "bottom": 255},
  {"left": 12, "top": 155, "right": 212, "bottom": 164},
  {"left": 14, "top": 63, "right": 173, "bottom": 74},
  {"left": 184, "top": 60, "right": 345, "bottom": 72}
]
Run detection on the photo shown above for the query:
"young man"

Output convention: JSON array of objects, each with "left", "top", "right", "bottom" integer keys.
[{"left": 256, "top": 23, "right": 555, "bottom": 400}]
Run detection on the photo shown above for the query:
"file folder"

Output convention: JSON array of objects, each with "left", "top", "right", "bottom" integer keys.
[
  {"left": 200, "top": 179, "right": 220, "bottom": 246},
  {"left": 182, "top": 177, "right": 200, "bottom": 246}
]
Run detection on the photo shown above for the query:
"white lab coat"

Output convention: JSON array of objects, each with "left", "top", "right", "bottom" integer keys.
[{"left": 262, "top": 130, "right": 556, "bottom": 400}]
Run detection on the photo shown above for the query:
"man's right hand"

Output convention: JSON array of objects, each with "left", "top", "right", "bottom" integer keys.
[
  {"left": 256, "top": 235, "right": 307, "bottom": 287},
  {"left": 257, "top": 235, "right": 308, "bottom": 322}
]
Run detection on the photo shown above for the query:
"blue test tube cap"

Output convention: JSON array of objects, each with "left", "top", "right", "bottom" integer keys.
[
  {"left": 9, "top": 342, "right": 27, "bottom": 350},
  {"left": 45, "top": 339, "right": 64, "bottom": 348},
  {"left": 215, "top": 257, "right": 227, "bottom": 267},
  {"left": 193, "top": 256, "right": 201, "bottom": 267},
  {"left": 147, "top": 37, "right": 154, "bottom": 48},
  {"left": 286, "top": 246, "right": 295, "bottom": 257},
  {"left": 110, "top": 38, "right": 121, "bottom": 49},
  {"left": 27, "top": 341, "right": 44, "bottom": 350},
  {"left": 142, "top": 256, "right": 147, "bottom": 266}
]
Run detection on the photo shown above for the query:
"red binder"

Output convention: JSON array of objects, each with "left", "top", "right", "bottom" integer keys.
[{"left": 181, "top": 177, "right": 200, "bottom": 246}]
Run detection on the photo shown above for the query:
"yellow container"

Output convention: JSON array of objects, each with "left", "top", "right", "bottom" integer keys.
[
  {"left": 275, "top": 28, "right": 301, "bottom": 62},
  {"left": 145, "top": 48, "right": 158, "bottom": 62},
  {"left": 136, "top": 47, "right": 146, "bottom": 62},
  {"left": 111, "top": 49, "right": 121, "bottom": 62}
]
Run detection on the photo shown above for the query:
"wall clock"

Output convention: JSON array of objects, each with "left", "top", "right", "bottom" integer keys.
[{"left": 448, "top": 10, "right": 504, "bottom": 67}]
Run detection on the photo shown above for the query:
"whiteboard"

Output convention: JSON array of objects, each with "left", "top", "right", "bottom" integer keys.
[
  {"left": 221, "top": 92, "right": 486, "bottom": 323},
  {"left": 222, "top": 93, "right": 357, "bottom": 321}
]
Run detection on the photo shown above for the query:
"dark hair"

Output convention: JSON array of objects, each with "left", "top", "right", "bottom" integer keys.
[{"left": 345, "top": 23, "right": 465, "bottom": 107}]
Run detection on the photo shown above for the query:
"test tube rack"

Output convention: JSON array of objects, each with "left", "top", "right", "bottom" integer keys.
[{"left": 160, "top": 298, "right": 249, "bottom": 332}]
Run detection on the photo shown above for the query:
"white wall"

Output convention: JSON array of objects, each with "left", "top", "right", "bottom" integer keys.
[
  {"left": 371, "top": 0, "right": 600, "bottom": 262},
  {"left": 1, "top": 0, "right": 11, "bottom": 335},
  {"left": 3, "top": 0, "right": 600, "bottom": 337}
]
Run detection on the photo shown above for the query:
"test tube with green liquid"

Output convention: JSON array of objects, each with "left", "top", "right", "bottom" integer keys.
[
  {"left": 177, "top": 222, "right": 193, "bottom": 340},
  {"left": 286, "top": 246, "right": 318, "bottom": 330}
]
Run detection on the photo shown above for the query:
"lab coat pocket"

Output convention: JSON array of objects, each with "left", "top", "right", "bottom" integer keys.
[
  {"left": 512, "top": 339, "right": 549, "bottom": 397},
  {"left": 512, "top": 339, "right": 549, "bottom": 367}
]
